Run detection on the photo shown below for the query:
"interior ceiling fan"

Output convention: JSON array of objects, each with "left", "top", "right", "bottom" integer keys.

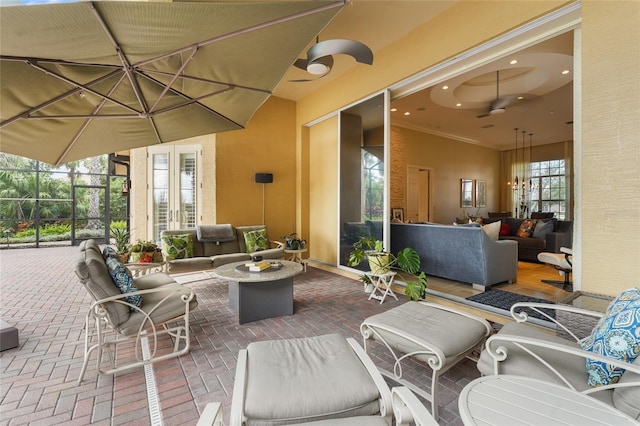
[
  {"left": 476, "top": 70, "right": 518, "bottom": 118},
  {"left": 290, "top": 37, "right": 373, "bottom": 82}
]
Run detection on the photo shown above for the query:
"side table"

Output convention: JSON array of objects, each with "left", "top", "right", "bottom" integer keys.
[
  {"left": 125, "top": 262, "right": 165, "bottom": 278},
  {"left": 284, "top": 247, "right": 307, "bottom": 272},
  {"left": 364, "top": 270, "right": 398, "bottom": 303}
]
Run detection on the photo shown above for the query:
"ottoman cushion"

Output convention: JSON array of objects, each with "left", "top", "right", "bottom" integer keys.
[
  {"left": 244, "top": 334, "right": 381, "bottom": 425},
  {"left": 363, "top": 302, "right": 489, "bottom": 365}
]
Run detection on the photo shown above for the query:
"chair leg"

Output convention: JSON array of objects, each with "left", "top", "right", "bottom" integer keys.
[{"left": 541, "top": 269, "right": 572, "bottom": 292}]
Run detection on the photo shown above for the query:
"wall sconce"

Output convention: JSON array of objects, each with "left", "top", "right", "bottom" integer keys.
[{"left": 255, "top": 173, "right": 273, "bottom": 225}]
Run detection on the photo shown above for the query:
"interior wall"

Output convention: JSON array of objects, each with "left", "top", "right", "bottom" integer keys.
[
  {"left": 309, "top": 116, "right": 339, "bottom": 264},
  {"left": 390, "top": 126, "right": 501, "bottom": 223},
  {"left": 580, "top": 0, "right": 640, "bottom": 295},
  {"left": 214, "top": 96, "right": 297, "bottom": 240}
]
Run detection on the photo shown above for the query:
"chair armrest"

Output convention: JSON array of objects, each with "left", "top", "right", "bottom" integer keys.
[
  {"left": 510, "top": 302, "right": 603, "bottom": 342},
  {"left": 484, "top": 333, "right": 640, "bottom": 396},
  {"left": 271, "top": 240, "right": 284, "bottom": 249},
  {"left": 391, "top": 387, "right": 438, "bottom": 426},
  {"left": 229, "top": 349, "right": 248, "bottom": 426},
  {"left": 89, "top": 285, "right": 194, "bottom": 311},
  {"left": 196, "top": 402, "right": 223, "bottom": 426}
]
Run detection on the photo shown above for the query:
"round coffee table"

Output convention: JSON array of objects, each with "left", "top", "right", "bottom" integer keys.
[{"left": 213, "top": 260, "right": 303, "bottom": 324}]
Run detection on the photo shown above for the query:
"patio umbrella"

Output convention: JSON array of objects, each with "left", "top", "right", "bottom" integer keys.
[{"left": 0, "top": 0, "right": 346, "bottom": 165}]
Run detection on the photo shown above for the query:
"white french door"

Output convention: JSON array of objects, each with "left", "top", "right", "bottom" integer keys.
[{"left": 147, "top": 144, "right": 202, "bottom": 242}]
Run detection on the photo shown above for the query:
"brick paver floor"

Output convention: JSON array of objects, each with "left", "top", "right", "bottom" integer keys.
[{"left": 1, "top": 245, "right": 481, "bottom": 425}]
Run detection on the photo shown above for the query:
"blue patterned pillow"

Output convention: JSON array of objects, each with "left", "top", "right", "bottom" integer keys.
[
  {"left": 581, "top": 288, "right": 640, "bottom": 387},
  {"left": 105, "top": 257, "right": 142, "bottom": 310}
]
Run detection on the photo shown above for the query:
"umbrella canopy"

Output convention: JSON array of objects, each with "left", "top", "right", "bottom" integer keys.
[{"left": 0, "top": 0, "right": 346, "bottom": 165}]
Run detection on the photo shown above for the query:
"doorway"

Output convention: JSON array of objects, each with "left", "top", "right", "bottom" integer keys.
[{"left": 406, "top": 166, "right": 431, "bottom": 223}]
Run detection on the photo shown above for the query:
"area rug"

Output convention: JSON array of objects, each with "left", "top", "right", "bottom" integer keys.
[{"left": 465, "top": 289, "right": 555, "bottom": 322}]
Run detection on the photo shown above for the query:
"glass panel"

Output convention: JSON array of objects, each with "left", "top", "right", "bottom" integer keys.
[
  {"left": 179, "top": 152, "right": 197, "bottom": 229},
  {"left": 152, "top": 153, "right": 169, "bottom": 242}
]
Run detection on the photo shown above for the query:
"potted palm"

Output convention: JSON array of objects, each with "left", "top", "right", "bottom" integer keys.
[
  {"left": 347, "top": 235, "right": 428, "bottom": 301},
  {"left": 110, "top": 225, "right": 130, "bottom": 263}
]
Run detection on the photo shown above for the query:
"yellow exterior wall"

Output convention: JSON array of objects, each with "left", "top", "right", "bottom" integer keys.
[
  {"left": 215, "top": 96, "right": 298, "bottom": 241},
  {"left": 390, "top": 126, "right": 501, "bottom": 224},
  {"left": 580, "top": 0, "right": 640, "bottom": 295}
]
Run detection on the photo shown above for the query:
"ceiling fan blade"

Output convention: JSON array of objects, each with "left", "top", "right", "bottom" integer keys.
[
  {"left": 293, "top": 58, "right": 309, "bottom": 70},
  {"left": 476, "top": 113, "right": 490, "bottom": 118},
  {"left": 307, "top": 39, "right": 373, "bottom": 66},
  {"left": 490, "top": 95, "right": 517, "bottom": 111}
]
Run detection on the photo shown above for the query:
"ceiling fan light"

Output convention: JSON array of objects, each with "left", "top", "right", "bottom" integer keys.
[
  {"left": 307, "top": 62, "right": 329, "bottom": 75},
  {"left": 490, "top": 107, "right": 505, "bottom": 115}
]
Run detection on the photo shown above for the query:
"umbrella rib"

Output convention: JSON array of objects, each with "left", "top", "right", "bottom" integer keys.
[
  {"left": 140, "top": 69, "right": 272, "bottom": 96},
  {"left": 90, "top": 1, "right": 150, "bottom": 117},
  {"left": 0, "top": 67, "right": 126, "bottom": 128},
  {"left": 134, "top": 0, "right": 348, "bottom": 68},
  {"left": 148, "top": 47, "right": 198, "bottom": 114}
]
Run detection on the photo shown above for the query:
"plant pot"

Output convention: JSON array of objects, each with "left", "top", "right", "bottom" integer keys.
[
  {"left": 364, "top": 283, "right": 375, "bottom": 293},
  {"left": 367, "top": 252, "right": 390, "bottom": 275},
  {"left": 130, "top": 251, "right": 154, "bottom": 263}
]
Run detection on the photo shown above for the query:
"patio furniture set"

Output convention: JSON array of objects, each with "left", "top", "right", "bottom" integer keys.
[{"left": 72, "top": 239, "right": 639, "bottom": 425}]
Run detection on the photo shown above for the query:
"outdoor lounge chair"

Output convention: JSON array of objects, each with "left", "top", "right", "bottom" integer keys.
[
  {"left": 75, "top": 239, "right": 197, "bottom": 383},
  {"left": 227, "top": 334, "right": 440, "bottom": 425},
  {"left": 477, "top": 296, "right": 640, "bottom": 420}
]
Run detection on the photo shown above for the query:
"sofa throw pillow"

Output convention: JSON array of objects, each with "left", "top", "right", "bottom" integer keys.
[
  {"left": 499, "top": 223, "right": 512, "bottom": 236},
  {"left": 482, "top": 220, "right": 501, "bottom": 241},
  {"left": 244, "top": 229, "right": 269, "bottom": 253},
  {"left": 581, "top": 287, "right": 640, "bottom": 387},
  {"left": 532, "top": 219, "right": 555, "bottom": 239},
  {"left": 105, "top": 257, "right": 142, "bottom": 310},
  {"left": 161, "top": 233, "right": 194, "bottom": 261},
  {"left": 516, "top": 219, "right": 536, "bottom": 238}
]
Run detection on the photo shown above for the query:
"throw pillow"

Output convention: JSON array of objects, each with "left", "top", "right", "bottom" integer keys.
[
  {"left": 102, "top": 246, "right": 121, "bottom": 260},
  {"left": 532, "top": 219, "right": 555, "bottom": 239},
  {"left": 481, "top": 220, "right": 501, "bottom": 241},
  {"left": 516, "top": 219, "right": 536, "bottom": 238},
  {"left": 105, "top": 257, "right": 142, "bottom": 310},
  {"left": 581, "top": 287, "right": 640, "bottom": 387},
  {"left": 499, "top": 223, "right": 512, "bottom": 236},
  {"left": 161, "top": 233, "right": 194, "bottom": 261},
  {"left": 243, "top": 229, "right": 269, "bottom": 253}
]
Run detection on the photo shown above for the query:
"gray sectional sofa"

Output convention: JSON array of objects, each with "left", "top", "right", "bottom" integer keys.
[
  {"left": 391, "top": 222, "right": 518, "bottom": 290},
  {"left": 161, "top": 225, "right": 284, "bottom": 274}
]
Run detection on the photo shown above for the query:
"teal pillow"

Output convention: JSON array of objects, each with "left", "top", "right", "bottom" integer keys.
[
  {"left": 105, "top": 257, "right": 142, "bottom": 310},
  {"left": 243, "top": 229, "right": 269, "bottom": 253},
  {"left": 581, "top": 287, "right": 640, "bottom": 387},
  {"left": 161, "top": 233, "right": 194, "bottom": 261}
]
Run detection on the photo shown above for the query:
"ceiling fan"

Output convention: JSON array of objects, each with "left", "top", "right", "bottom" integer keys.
[
  {"left": 290, "top": 37, "right": 373, "bottom": 82},
  {"left": 476, "top": 70, "right": 517, "bottom": 118}
]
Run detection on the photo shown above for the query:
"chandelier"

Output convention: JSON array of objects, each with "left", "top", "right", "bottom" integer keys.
[{"left": 508, "top": 128, "right": 536, "bottom": 218}]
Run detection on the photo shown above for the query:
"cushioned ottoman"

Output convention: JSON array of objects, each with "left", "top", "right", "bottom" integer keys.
[
  {"left": 233, "top": 334, "right": 391, "bottom": 425},
  {"left": 361, "top": 301, "right": 492, "bottom": 421},
  {"left": 0, "top": 319, "right": 19, "bottom": 351}
]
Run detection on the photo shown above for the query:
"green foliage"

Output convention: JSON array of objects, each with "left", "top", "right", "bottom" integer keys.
[
  {"left": 130, "top": 239, "right": 159, "bottom": 252},
  {"left": 110, "top": 224, "right": 130, "bottom": 254},
  {"left": 14, "top": 222, "right": 71, "bottom": 238},
  {"left": 404, "top": 272, "right": 428, "bottom": 301}
]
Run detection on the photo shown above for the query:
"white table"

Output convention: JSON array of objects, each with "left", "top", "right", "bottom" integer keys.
[
  {"left": 364, "top": 270, "right": 397, "bottom": 303},
  {"left": 459, "top": 375, "right": 637, "bottom": 425},
  {"left": 284, "top": 247, "right": 307, "bottom": 272}
]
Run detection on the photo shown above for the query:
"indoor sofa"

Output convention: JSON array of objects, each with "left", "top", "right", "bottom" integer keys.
[
  {"left": 492, "top": 217, "right": 573, "bottom": 262},
  {"left": 391, "top": 222, "right": 517, "bottom": 290},
  {"left": 161, "top": 225, "right": 284, "bottom": 274}
]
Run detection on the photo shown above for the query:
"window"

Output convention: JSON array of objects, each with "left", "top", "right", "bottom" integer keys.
[
  {"left": 362, "top": 150, "right": 384, "bottom": 221},
  {"left": 529, "top": 160, "right": 566, "bottom": 220}
]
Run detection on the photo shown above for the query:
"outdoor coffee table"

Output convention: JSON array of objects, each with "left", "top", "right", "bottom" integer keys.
[
  {"left": 212, "top": 260, "right": 303, "bottom": 324},
  {"left": 458, "top": 375, "right": 638, "bottom": 425}
]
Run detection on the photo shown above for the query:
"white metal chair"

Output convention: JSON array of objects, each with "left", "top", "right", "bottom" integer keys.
[{"left": 75, "top": 240, "right": 197, "bottom": 383}]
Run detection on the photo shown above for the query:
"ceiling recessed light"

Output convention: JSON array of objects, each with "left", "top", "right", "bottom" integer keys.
[
  {"left": 562, "top": 70, "right": 571, "bottom": 75},
  {"left": 390, "top": 108, "right": 397, "bottom": 112},
  {"left": 517, "top": 96, "right": 524, "bottom": 100},
  {"left": 403, "top": 112, "right": 410, "bottom": 116},
  {"left": 510, "top": 59, "right": 518, "bottom": 65},
  {"left": 456, "top": 103, "right": 462, "bottom": 107},
  {"left": 442, "top": 85, "right": 449, "bottom": 90}
]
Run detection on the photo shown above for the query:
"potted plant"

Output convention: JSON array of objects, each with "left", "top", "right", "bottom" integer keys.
[
  {"left": 129, "top": 239, "right": 159, "bottom": 263},
  {"left": 347, "top": 235, "right": 428, "bottom": 301},
  {"left": 282, "top": 233, "right": 306, "bottom": 250},
  {"left": 109, "top": 226, "right": 130, "bottom": 262}
]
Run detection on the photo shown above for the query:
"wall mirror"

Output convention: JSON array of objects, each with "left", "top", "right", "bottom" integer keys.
[{"left": 460, "top": 178, "right": 473, "bottom": 207}]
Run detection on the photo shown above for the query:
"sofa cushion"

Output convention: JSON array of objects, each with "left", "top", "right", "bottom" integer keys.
[
  {"left": 243, "top": 229, "right": 269, "bottom": 253},
  {"left": 581, "top": 288, "right": 640, "bottom": 387},
  {"left": 105, "top": 256, "right": 142, "bottom": 310},
  {"left": 516, "top": 219, "right": 536, "bottom": 238},
  {"left": 532, "top": 219, "right": 555, "bottom": 239},
  {"left": 499, "top": 223, "right": 512, "bottom": 236},
  {"left": 482, "top": 220, "right": 501, "bottom": 241},
  {"left": 161, "top": 233, "right": 194, "bottom": 260}
]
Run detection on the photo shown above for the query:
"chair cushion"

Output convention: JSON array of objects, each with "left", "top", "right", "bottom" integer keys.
[
  {"left": 116, "top": 283, "right": 197, "bottom": 336},
  {"left": 363, "top": 302, "right": 489, "bottom": 366},
  {"left": 105, "top": 256, "right": 142, "bottom": 309},
  {"left": 612, "top": 356, "right": 640, "bottom": 420},
  {"left": 161, "top": 233, "right": 194, "bottom": 260},
  {"left": 581, "top": 287, "right": 640, "bottom": 386},
  {"left": 75, "top": 241, "right": 130, "bottom": 327},
  {"left": 243, "top": 229, "right": 269, "bottom": 253},
  {"left": 243, "top": 334, "right": 381, "bottom": 425}
]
